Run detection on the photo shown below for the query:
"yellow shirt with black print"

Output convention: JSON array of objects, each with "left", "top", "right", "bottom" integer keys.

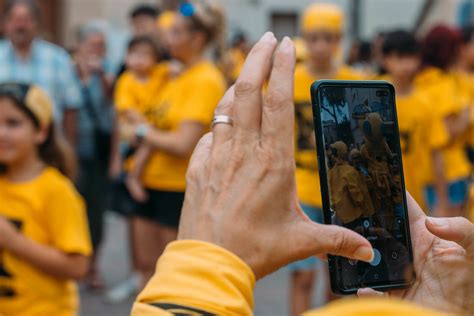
[
  {"left": 0, "top": 167, "right": 91, "bottom": 316},
  {"left": 294, "top": 64, "right": 364, "bottom": 207},
  {"left": 142, "top": 61, "right": 226, "bottom": 192}
]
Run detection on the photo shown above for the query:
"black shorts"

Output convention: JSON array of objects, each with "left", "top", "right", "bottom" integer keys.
[{"left": 134, "top": 189, "right": 185, "bottom": 228}]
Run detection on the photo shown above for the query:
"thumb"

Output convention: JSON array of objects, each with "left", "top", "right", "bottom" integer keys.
[
  {"left": 425, "top": 216, "right": 474, "bottom": 253},
  {"left": 357, "top": 287, "right": 386, "bottom": 298},
  {"left": 291, "top": 220, "right": 374, "bottom": 263}
]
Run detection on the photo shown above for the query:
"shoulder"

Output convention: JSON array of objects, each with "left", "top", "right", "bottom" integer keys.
[
  {"left": 39, "top": 167, "right": 80, "bottom": 199},
  {"left": 192, "top": 62, "right": 226, "bottom": 90},
  {"left": 294, "top": 64, "right": 314, "bottom": 100},
  {"left": 294, "top": 63, "right": 311, "bottom": 81},
  {"left": 36, "top": 40, "right": 73, "bottom": 62},
  {"left": 337, "top": 65, "right": 365, "bottom": 80},
  {"left": 117, "top": 70, "right": 135, "bottom": 84}
]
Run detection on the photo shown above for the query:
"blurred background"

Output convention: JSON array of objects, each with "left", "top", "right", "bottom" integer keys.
[
  {"left": 0, "top": 0, "right": 472, "bottom": 315},
  {"left": 0, "top": 0, "right": 471, "bottom": 68}
]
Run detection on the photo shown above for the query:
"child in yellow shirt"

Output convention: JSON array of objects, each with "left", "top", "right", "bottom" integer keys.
[
  {"left": 380, "top": 30, "right": 447, "bottom": 211},
  {"left": 291, "top": 4, "right": 364, "bottom": 314},
  {"left": 113, "top": 36, "right": 169, "bottom": 203},
  {"left": 416, "top": 25, "right": 472, "bottom": 217},
  {"left": 0, "top": 83, "right": 91, "bottom": 316}
]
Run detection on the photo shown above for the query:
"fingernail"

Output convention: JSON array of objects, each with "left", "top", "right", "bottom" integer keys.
[
  {"left": 427, "top": 217, "right": 448, "bottom": 227},
  {"left": 280, "top": 36, "right": 292, "bottom": 50},
  {"left": 260, "top": 32, "right": 275, "bottom": 43},
  {"left": 354, "top": 246, "right": 374, "bottom": 263}
]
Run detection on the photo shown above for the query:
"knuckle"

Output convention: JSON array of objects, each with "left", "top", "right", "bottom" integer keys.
[
  {"left": 264, "top": 90, "right": 291, "bottom": 111},
  {"left": 332, "top": 230, "right": 350, "bottom": 254},
  {"left": 234, "top": 80, "right": 258, "bottom": 96}
]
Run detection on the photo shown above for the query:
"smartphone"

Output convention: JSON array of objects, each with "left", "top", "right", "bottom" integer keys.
[{"left": 310, "top": 80, "right": 415, "bottom": 294}]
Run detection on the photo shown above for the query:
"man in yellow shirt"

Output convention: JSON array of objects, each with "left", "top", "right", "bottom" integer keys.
[{"left": 291, "top": 3, "right": 363, "bottom": 314}]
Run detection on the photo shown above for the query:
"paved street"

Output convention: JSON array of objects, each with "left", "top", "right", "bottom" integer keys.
[{"left": 80, "top": 213, "right": 328, "bottom": 316}]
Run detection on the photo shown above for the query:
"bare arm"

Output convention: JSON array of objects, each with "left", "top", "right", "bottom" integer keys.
[
  {"left": 432, "top": 149, "right": 449, "bottom": 216},
  {"left": 143, "top": 121, "right": 206, "bottom": 158},
  {"left": 63, "top": 108, "right": 78, "bottom": 149},
  {"left": 125, "top": 144, "right": 152, "bottom": 202},
  {"left": 6, "top": 231, "right": 89, "bottom": 280},
  {"left": 128, "top": 144, "right": 151, "bottom": 180},
  {"left": 444, "top": 108, "right": 473, "bottom": 140},
  {"left": 109, "top": 115, "right": 123, "bottom": 180}
]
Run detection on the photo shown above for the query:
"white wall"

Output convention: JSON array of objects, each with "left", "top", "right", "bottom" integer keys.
[{"left": 59, "top": 0, "right": 461, "bottom": 58}]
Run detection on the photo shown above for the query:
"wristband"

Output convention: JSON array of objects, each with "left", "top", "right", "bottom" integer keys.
[{"left": 135, "top": 124, "right": 150, "bottom": 141}]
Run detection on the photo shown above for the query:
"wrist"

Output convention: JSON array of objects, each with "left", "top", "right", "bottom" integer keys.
[
  {"left": 135, "top": 123, "right": 150, "bottom": 142},
  {"left": 5, "top": 230, "right": 25, "bottom": 254}
]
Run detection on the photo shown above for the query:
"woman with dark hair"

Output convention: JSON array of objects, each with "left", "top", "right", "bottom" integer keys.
[{"left": 415, "top": 25, "right": 472, "bottom": 218}]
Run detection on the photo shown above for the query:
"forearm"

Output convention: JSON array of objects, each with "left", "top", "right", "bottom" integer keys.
[
  {"left": 100, "top": 71, "right": 114, "bottom": 100},
  {"left": 432, "top": 150, "right": 448, "bottom": 210},
  {"left": 144, "top": 129, "right": 200, "bottom": 158},
  {"left": 129, "top": 144, "right": 152, "bottom": 178},
  {"left": 445, "top": 111, "right": 472, "bottom": 140},
  {"left": 7, "top": 233, "right": 89, "bottom": 280},
  {"left": 63, "top": 109, "right": 78, "bottom": 149}
]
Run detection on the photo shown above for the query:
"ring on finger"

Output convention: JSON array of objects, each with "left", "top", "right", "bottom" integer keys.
[{"left": 211, "top": 115, "right": 234, "bottom": 129}]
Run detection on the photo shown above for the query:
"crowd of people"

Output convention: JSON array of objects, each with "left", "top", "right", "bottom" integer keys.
[{"left": 0, "top": 0, "right": 472, "bottom": 315}]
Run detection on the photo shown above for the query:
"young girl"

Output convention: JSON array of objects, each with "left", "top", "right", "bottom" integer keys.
[{"left": 0, "top": 83, "right": 91, "bottom": 316}]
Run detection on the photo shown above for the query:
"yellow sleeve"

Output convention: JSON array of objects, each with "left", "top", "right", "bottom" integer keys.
[
  {"left": 45, "top": 181, "right": 92, "bottom": 256},
  {"left": 428, "top": 112, "right": 450, "bottom": 150},
  {"left": 132, "top": 240, "right": 255, "bottom": 316},
  {"left": 114, "top": 72, "right": 135, "bottom": 113},
  {"left": 180, "top": 77, "right": 225, "bottom": 126},
  {"left": 303, "top": 297, "right": 446, "bottom": 316}
]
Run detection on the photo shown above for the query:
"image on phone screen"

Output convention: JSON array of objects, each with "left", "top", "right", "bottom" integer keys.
[{"left": 312, "top": 81, "right": 415, "bottom": 294}]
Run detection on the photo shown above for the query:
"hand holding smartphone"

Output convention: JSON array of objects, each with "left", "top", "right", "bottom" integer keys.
[{"left": 311, "top": 80, "right": 415, "bottom": 294}]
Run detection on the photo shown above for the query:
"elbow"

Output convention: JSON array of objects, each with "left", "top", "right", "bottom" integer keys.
[
  {"left": 173, "top": 144, "right": 195, "bottom": 159},
  {"left": 69, "top": 256, "right": 90, "bottom": 280}
]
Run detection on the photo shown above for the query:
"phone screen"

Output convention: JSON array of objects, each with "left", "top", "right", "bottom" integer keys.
[{"left": 313, "top": 81, "right": 414, "bottom": 293}]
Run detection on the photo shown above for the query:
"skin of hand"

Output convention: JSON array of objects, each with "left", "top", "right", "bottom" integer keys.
[
  {"left": 358, "top": 193, "right": 474, "bottom": 315},
  {"left": 177, "top": 32, "right": 374, "bottom": 280},
  {"left": 0, "top": 216, "right": 19, "bottom": 249}
]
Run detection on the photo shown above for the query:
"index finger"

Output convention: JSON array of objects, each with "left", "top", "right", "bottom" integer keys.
[
  {"left": 425, "top": 216, "right": 474, "bottom": 254},
  {"left": 233, "top": 32, "right": 277, "bottom": 141}
]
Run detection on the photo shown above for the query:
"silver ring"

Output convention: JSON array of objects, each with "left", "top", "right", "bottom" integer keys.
[{"left": 211, "top": 115, "right": 234, "bottom": 129}]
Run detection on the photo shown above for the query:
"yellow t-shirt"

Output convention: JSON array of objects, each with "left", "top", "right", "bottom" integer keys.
[
  {"left": 294, "top": 64, "right": 364, "bottom": 207},
  {"left": 394, "top": 88, "right": 447, "bottom": 209},
  {"left": 451, "top": 71, "right": 474, "bottom": 154},
  {"left": 414, "top": 67, "right": 471, "bottom": 183},
  {"left": 142, "top": 61, "right": 226, "bottom": 191},
  {"left": 225, "top": 48, "right": 246, "bottom": 83},
  {"left": 114, "top": 64, "right": 169, "bottom": 115},
  {"left": 0, "top": 167, "right": 91, "bottom": 316}
]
